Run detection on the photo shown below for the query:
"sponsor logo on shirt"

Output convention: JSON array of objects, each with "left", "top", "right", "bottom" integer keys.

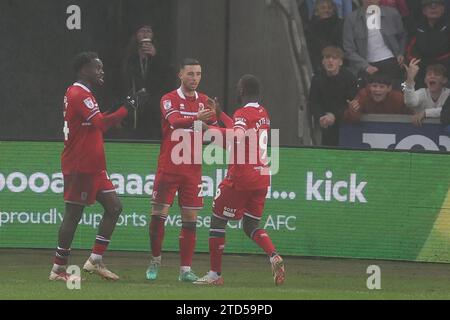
[{"left": 222, "top": 206, "right": 237, "bottom": 218}]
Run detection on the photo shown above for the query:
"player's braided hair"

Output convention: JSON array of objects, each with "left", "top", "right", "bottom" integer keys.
[{"left": 72, "top": 51, "right": 99, "bottom": 73}]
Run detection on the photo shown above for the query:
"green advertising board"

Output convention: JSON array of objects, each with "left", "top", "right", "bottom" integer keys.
[{"left": 1, "top": 141, "right": 449, "bottom": 263}]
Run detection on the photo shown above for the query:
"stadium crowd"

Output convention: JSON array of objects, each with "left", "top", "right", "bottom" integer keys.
[{"left": 303, "top": 0, "right": 450, "bottom": 146}]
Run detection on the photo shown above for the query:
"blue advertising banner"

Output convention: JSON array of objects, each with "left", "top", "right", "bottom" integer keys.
[{"left": 339, "top": 115, "right": 450, "bottom": 151}]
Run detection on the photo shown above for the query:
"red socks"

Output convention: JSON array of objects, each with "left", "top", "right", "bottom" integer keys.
[
  {"left": 252, "top": 229, "right": 276, "bottom": 256},
  {"left": 179, "top": 222, "right": 197, "bottom": 267},
  {"left": 209, "top": 236, "right": 225, "bottom": 273},
  {"left": 92, "top": 235, "right": 110, "bottom": 256},
  {"left": 54, "top": 247, "right": 71, "bottom": 267},
  {"left": 149, "top": 215, "right": 167, "bottom": 257}
]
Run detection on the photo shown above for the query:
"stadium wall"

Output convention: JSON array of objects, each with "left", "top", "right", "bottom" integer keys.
[{"left": 1, "top": 141, "right": 449, "bottom": 263}]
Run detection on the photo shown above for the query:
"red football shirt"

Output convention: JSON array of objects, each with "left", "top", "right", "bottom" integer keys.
[
  {"left": 61, "top": 82, "right": 106, "bottom": 174},
  {"left": 157, "top": 88, "right": 218, "bottom": 176},
  {"left": 224, "top": 102, "right": 271, "bottom": 191}
]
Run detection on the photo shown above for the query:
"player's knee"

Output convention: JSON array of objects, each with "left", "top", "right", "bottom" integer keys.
[
  {"left": 210, "top": 215, "right": 228, "bottom": 230},
  {"left": 152, "top": 204, "right": 169, "bottom": 216},
  {"left": 209, "top": 216, "right": 227, "bottom": 238},
  {"left": 243, "top": 219, "right": 260, "bottom": 239},
  {"left": 209, "top": 228, "right": 225, "bottom": 238},
  {"left": 182, "top": 221, "right": 197, "bottom": 231},
  {"left": 110, "top": 200, "right": 123, "bottom": 218},
  {"left": 181, "top": 210, "right": 197, "bottom": 222}
]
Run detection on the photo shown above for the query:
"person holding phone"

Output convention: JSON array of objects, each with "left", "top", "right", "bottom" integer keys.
[{"left": 120, "top": 23, "right": 173, "bottom": 140}]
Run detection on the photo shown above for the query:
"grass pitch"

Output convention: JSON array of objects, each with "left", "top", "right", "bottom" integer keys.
[{"left": 0, "top": 249, "right": 449, "bottom": 300}]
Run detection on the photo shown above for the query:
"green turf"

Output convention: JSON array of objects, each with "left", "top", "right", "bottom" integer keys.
[{"left": 0, "top": 249, "right": 449, "bottom": 300}]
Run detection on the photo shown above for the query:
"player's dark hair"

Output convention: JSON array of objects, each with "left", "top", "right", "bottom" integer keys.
[
  {"left": 72, "top": 52, "right": 99, "bottom": 74},
  {"left": 180, "top": 58, "right": 200, "bottom": 70},
  {"left": 367, "top": 72, "right": 392, "bottom": 86},
  {"left": 240, "top": 74, "right": 260, "bottom": 98}
]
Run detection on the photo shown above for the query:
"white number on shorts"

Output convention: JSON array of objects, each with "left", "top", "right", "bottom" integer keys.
[
  {"left": 63, "top": 121, "right": 70, "bottom": 141},
  {"left": 198, "top": 184, "right": 203, "bottom": 197},
  {"left": 214, "top": 187, "right": 221, "bottom": 200}
]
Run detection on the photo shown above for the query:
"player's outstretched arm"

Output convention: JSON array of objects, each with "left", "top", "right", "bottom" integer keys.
[
  {"left": 219, "top": 112, "right": 233, "bottom": 128},
  {"left": 206, "top": 97, "right": 233, "bottom": 128},
  {"left": 91, "top": 107, "right": 128, "bottom": 132}
]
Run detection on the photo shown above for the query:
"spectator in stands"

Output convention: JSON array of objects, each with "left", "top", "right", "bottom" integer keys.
[
  {"left": 380, "top": 0, "right": 410, "bottom": 16},
  {"left": 380, "top": 0, "right": 415, "bottom": 34},
  {"left": 343, "top": 0, "right": 407, "bottom": 88},
  {"left": 309, "top": 46, "right": 358, "bottom": 146},
  {"left": 306, "top": 0, "right": 354, "bottom": 19},
  {"left": 121, "top": 23, "right": 173, "bottom": 140},
  {"left": 343, "top": 72, "right": 412, "bottom": 122},
  {"left": 408, "top": 0, "right": 450, "bottom": 19},
  {"left": 306, "top": 0, "right": 344, "bottom": 71},
  {"left": 403, "top": 59, "right": 450, "bottom": 126},
  {"left": 406, "top": 0, "right": 450, "bottom": 88}
]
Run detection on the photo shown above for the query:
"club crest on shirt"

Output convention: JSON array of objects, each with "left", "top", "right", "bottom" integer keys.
[
  {"left": 163, "top": 100, "right": 172, "bottom": 110},
  {"left": 198, "top": 103, "right": 205, "bottom": 111},
  {"left": 83, "top": 97, "right": 95, "bottom": 110}
]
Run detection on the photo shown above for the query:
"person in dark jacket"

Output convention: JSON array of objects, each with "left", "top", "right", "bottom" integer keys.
[
  {"left": 120, "top": 23, "right": 174, "bottom": 140},
  {"left": 406, "top": 0, "right": 450, "bottom": 88},
  {"left": 306, "top": 0, "right": 344, "bottom": 71},
  {"left": 309, "top": 46, "right": 358, "bottom": 146}
]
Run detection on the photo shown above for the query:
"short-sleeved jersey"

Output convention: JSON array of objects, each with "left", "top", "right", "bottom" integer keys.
[
  {"left": 157, "top": 88, "right": 217, "bottom": 176},
  {"left": 224, "top": 102, "right": 271, "bottom": 191},
  {"left": 61, "top": 82, "right": 105, "bottom": 174}
]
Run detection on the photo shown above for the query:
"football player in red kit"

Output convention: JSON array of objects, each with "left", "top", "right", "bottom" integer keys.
[
  {"left": 146, "top": 58, "right": 232, "bottom": 282},
  {"left": 194, "top": 74, "right": 285, "bottom": 286},
  {"left": 49, "top": 52, "right": 142, "bottom": 282}
]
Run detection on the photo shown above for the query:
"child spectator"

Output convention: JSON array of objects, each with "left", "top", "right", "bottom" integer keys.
[
  {"left": 309, "top": 46, "right": 358, "bottom": 146},
  {"left": 343, "top": 72, "right": 412, "bottom": 122},
  {"left": 403, "top": 60, "right": 450, "bottom": 126}
]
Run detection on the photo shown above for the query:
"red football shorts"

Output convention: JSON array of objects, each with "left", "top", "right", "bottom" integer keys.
[
  {"left": 152, "top": 171, "right": 203, "bottom": 209},
  {"left": 212, "top": 182, "right": 268, "bottom": 221},
  {"left": 63, "top": 170, "right": 116, "bottom": 206}
]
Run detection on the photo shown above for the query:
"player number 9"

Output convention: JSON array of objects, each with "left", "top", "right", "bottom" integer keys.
[{"left": 259, "top": 130, "right": 268, "bottom": 164}]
